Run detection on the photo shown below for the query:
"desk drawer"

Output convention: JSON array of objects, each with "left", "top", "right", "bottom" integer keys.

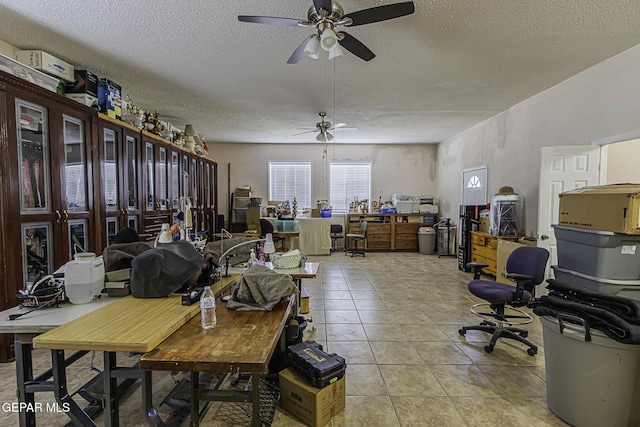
[
  {"left": 366, "top": 223, "right": 391, "bottom": 235},
  {"left": 471, "top": 245, "right": 496, "bottom": 260},
  {"left": 366, "top": 233, "right": 390, "bottom": 243},
  {"left": 471, "top": 233, "right": 487, "bottom": 246},
  {"left": 367, "top": 241, "right": 391, "bottom": 250},
  {"left": 395, "top": 233, "right": 418, "bottom": 243},
  {"left": 395, "top": 224, "right": 421, "bottom": 234},
  {"left": 395, "top": 241, "right": 418, "bottom": 250}
]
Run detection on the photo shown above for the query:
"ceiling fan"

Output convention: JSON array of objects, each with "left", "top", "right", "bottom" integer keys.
[
  {"left": 238, "top": 1, "right": 415, "bottom": 63},
  {"left": 294, "top": 112, "right": 354, "bottom": 142}
]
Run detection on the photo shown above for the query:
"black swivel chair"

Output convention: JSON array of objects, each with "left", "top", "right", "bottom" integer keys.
[
  {"left": 330, "top": 224, "right": 343, "bottom": 252},
  {"left": 345, "top": 221, "right": 367, "bottom": 257},
  {"left": 260, "top": 219, "right": 284, "bottom": 251},
  {"left": 459, "top": 246, "right": 549, "bottom": 355}
]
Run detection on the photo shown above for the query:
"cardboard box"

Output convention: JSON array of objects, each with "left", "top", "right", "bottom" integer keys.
[
  {"left": 300, "top": 287, "right": 310, "bottom": 314},
  {"left": 65, "top": 69, "right": 98, "bottom": 97},
  {"left": 0, "top": 53, "right": 59, "bottom": 92},
  {"left": 98, "top": 78, "right": 122, "bottom": 119},
  {"left": 235, "top": 187, "right": 252, "bottom": 197},
  {"left": 65, "top": 93, "right": 99, "bottom": 108},
  {"left": 496, "top": 238, "right": 537, "bottom": 286},
  {"left": 558, "top": 184, "right": 640, "bottom": 234},
  {"left": 479, "top": 217, "right": 490, "bottom": 233},
  {"left": 14, "top": 50, "right": 74, "bottom": 82},
  {"left": 310, "top": 208, "right": 321, "bottom": 218},
  {"left": 279, "top": 367, "right": 345, "bottom": 427}
]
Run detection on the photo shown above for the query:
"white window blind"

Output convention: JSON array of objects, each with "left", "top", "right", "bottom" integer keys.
[
  {"left": 268, "top": 161, "right": 312, "bottom": 210},
  {"left": 329, "top": 163, "right": 372, "bottom": 214}
]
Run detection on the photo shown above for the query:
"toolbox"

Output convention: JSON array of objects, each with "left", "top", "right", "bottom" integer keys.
[{"left": 286, "top": 340, "right": 346, "bottom": 388}]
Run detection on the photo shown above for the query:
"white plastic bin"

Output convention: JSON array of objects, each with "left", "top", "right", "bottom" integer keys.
[
  {"left": 418, "top": 227, "right": 436, "bottom": 255},
  {"left": 553, "top": 225, "right": 640, "bottom": 280},
  {"left": 541, "top": 315, "right": 640, "bottom": 427},
  {"left": 551, "top": 265, "right": 640, "bottom": 301}
]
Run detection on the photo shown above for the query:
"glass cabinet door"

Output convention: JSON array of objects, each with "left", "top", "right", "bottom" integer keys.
[
  {"left": 171, "top": 151, "right": 180, "bottom": 210},
  {"left": 158, "top": 147, "right": 168, "bottom": 211},
  {"left": 102, "top": 128, "right": 119, "bottom": 212},
  {"left": 22, "top": 222, "right": 53, "bottom": 290},
  {"left": 125, "top": 135, "right": 139, "bottom": 210},
  {"left": 145, "top": 142, "right": 155, "bottom": 210},
  {"left": 17, "top": 100, "right": 50, "bottom": 214},
  {"left": 62, "top": 115, "right": 88, "bottom": 212},
  {"left": 68, "top": 219, "right": 88, "bottom": 259}
]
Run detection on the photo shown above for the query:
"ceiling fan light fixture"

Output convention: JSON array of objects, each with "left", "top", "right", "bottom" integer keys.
[
  {"left": 320, "top": 27, "right": 339, "bottom": 51},
  {"left": 328, "top": 43, "right": 344, "bottom": 60},
  {"left": 304, "top": 35, "right": 321, "bottom": 59}
]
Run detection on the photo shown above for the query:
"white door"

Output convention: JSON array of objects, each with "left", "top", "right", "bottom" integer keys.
[
  {"left": 462, "top": 166, "right": 487, "bottom": 205},
  {"left": 537, "top": 145, "right": 600, "bottom": 294}
]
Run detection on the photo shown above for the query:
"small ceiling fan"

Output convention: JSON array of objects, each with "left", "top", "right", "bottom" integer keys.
[
  {"left": 294, "top": 112, "right": 354, "bottom": 142},
  {"left": 238, "top": 1, "right": 415, "bottom": 63}
]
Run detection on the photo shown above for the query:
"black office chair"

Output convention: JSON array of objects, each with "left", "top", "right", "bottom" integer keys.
[
  {"left": 459, "top": 246, "right": 549, "bottom": 355},
  {"left": 260, "top": 218, "right": 284, "bottom": 251},
  {"left": 345, "top": 221, "right": 367, "bottom": 257},
  {"left": 330, "top": 224, "right": 343, "bottom": 252}
]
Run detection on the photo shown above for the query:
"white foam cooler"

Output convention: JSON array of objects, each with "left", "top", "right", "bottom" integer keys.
[
  {"left": 553, "top": 225, "right": 640, "bottom": 280},
  {"left": 541, "top": 316, "right": 640, "bottom": 427}
]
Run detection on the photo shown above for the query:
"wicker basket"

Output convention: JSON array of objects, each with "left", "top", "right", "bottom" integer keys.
[{"left": 270, "top": 253, "right": 301, "bottom": 269}]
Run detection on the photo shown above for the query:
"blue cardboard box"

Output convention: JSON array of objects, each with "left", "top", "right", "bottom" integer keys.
[{"left": 98, "top": 78, "right": 122, "bottom": 119}]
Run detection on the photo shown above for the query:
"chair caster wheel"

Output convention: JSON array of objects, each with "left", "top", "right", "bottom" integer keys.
[
  {"left": 458, "top": 329, "right": 466, "bottom": 335},
  {"left": 527, "top": 348, "right": 537, "bottom": 356},
  {"left": 484, "top": 345, "right": 494, "bottom": 353}
]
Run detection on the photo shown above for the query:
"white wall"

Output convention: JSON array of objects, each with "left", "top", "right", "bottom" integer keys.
[
  {"left": 209, "top": 143, "right": 438, "bottom": 225},
  {"left": 436, "top": 43, "right": 640, "bottom": 237},
  {"left": 601, "top": 138, "right": 640, "bottom": 184}
]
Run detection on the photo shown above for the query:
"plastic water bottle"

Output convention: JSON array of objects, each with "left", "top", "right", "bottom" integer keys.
[{"left": 200, "top": 286, "right": 216, "bottom": 329}]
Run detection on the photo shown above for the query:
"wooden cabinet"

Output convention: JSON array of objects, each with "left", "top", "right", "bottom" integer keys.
[
  {"left": 0, "top": 70, "right": 219, "bottom": 361},
  {"left": 469, "top": 231, "right": 519, "bottom": 276},
  {"left": 0, "top": 71, "right": 98, "bottom": 361},
  {"left": 347, "top": 214, "right": 435, "bottom": 251}
]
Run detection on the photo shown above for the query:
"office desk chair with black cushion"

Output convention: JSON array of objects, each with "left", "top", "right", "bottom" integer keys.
[
  {"left": 345, "top": 221, "right": 366, "bottom": 257},
  {"left": 260, "top": 218, "right": 284, "bottom": 251},
  {"left": 459, "top": 246, "right": 549, "bottom": 356}
]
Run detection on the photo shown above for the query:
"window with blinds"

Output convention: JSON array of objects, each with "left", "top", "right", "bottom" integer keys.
[
  {"left": 329, "top": 162, "right": 372, "bottom": 214},
  {"left": 268, "top": 161, "right": 312, "bottom": 210}
]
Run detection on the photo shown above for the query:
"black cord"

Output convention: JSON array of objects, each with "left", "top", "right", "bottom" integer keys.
[{"left": 9, "top": 289, "right": 64, "bottom": 320}]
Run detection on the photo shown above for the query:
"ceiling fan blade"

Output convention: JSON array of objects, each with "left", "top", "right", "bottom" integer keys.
[
  {"left": 313, "top": 0, "right": 333, "bottom": 14},
  {"left": 343, "top": 1, "right": 415, "bottom": 27},
  {"left": 238, "top": 15, "right": 304, "bottom": 27},
  {"left": 293, "top": 129, "right": 319, "bottom": 136},
  {"left": 330, "top": 123, "right": 346, "bottom": 129},
  {"left": 288, "top": 35, "right": 315, "bottom": 64},
  {"left": 338, "top": 32, "right": 375, "bottom": 61}
]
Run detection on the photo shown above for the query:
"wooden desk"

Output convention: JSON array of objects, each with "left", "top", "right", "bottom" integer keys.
[{"left": 139, "top": 298, "right": 294, "bottom": 427}]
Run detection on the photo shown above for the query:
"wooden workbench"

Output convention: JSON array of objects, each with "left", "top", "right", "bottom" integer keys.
[{"left": 140, "top": 297, "right": 294, "bottom": 427}]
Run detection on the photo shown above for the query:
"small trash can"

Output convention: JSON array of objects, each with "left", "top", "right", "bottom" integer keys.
[
  {"left": 418, "top": 227, "right": 436, "bottom": 255},
  {"left": 541, "top": 315, "right": 640, "bottom": 427}
]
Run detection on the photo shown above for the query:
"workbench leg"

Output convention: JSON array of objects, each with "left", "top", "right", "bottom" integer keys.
[
  {"left": 190, "top": 371, "right": 200, "bottom": 427},
  {"left": 142, "top": 370, "right": 166, "bottom": 427},
  {"left": 51, "top": 349, "right": 96, "bottom": 426},
  {"left": 251, "top": 374, "right": 260, "bottom": 427},
  {"left": 103, "top": 351, "right": 119, "bottom": 427},
  {"left": 15, "top": 337, "right": 35, "bottom": 427}
]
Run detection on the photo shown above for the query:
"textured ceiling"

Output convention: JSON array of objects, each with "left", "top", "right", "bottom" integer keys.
[{"left": 1, "top": 0, "right": 639, "bottom": 144}]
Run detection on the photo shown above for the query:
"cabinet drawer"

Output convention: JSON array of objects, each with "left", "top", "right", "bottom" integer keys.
[
  {"left": 395, "top": 241, "right": 418, "bottom": 250},
  {"left": 366, "top": 234, "right": 390, "bottom": 243},
  {"left": 471, "top": 233, "right": 487, "bottom": 246},
  {"left": 471, "top": 245, "right": 496, "bottom": 260},
  {"left": 367, "top": 241, "right": 391, "bottom": 250},
  {"left": 395, "top": 224, "right": 421, "bottom": 234},
  {"left": 366, "top": 223, "right": 391, "bottom": 234},
  {"left": 471, "top": 254, "right": 497, "bottom": 275},
  {"left": 395, "top": 233, "right": 418, "bottom": 243}
]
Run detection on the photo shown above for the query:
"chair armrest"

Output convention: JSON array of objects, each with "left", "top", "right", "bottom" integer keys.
[
  {"left": 507, "top": 273, "right": 534, "bottom": 301},
  {"left": 466, "top": 262, "right": 489, "bottom": 280}
]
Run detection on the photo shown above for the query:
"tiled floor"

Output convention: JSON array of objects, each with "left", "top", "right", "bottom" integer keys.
[{"left": 0, "top": 252, "right": 568, "bottom": 426}]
